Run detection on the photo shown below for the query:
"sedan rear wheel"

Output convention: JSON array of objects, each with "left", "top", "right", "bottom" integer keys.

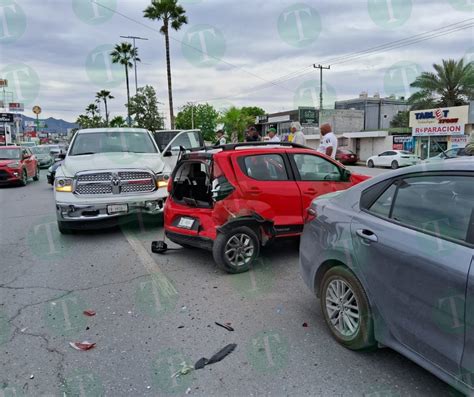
[
  {"left": 391, "top": 160, "right": 399, "bottom": 169},
  {"left": 213, "top": 226, "right": 259, "bottom": 274},
  {"left": 320, "top": 266, "right": 376, "bottom": 350}
]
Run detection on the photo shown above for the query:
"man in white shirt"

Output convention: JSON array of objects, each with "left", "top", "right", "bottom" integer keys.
[
  {"left": 290, "top": 121, "right": 306, "bottom": 146},
  {"left": 214, "top": 130, "right": 227, "bottom": 146},
  {"left": 265, "top": 127, "right": 280, "bottom": 142},
  {"left": 317, "top": 123, "right": 338, "bottom": 159}
]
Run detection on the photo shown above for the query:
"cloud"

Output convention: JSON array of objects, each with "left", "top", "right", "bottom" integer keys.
[{"left": 0, "top": 0, "right": 472, "bottom": 125}]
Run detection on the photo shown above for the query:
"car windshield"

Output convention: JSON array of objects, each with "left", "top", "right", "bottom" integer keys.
[
  {"left": 69, "top": 131, "right": 158, "bottom": 156},
  {"left": 0, "top": 148, "right": 21, "bottom": 159},
  {"left": 31, "top": 146, "right": 52, "bottom": 155}
]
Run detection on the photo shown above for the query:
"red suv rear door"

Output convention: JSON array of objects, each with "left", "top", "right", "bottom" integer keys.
[
  {"left": 230, "top": 152, "right": 303, "bottom": 234},
  {"left": 288, "top": 151, "right": 353, "bottom": 212}
]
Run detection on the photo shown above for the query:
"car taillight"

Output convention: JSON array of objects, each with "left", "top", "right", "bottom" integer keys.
[
  {"left": 305, "top": 207, "right": 317, "bottom": 224},
  {"left": 167, "top": 176, "right": 173, "bottom": 193}
]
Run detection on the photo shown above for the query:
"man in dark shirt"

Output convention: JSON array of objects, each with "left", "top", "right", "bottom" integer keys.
[{"left": 245, "top": 126, "right": 261, "bottom": 142}]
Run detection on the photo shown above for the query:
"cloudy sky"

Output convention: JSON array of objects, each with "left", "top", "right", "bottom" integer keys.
[{"left": 0, "top": 0, "right": 472, "bottom": 126}]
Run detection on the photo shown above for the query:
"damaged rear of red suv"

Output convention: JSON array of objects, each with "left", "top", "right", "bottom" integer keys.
[{"left": 164, "top": 142, "right": 369, "bottom": 273}]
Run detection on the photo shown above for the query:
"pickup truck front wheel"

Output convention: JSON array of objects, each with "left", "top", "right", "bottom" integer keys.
[{"left": 58, "top": 221, "right": 74, "bottom": 235}]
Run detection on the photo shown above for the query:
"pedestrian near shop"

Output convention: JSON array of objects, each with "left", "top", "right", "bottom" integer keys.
[
  {"left": 265, "top": 127, "right": 280, "bottom": 142},
  {"left": 214, "top": 130, "right": 227, "bottom": 146},
  {"left": 318, "top": 123, "right": 338, "bottom": 159},
  {"left": 291, "top": 121, "right": 306, "bottom": 146},
  {"left": 245, "top": 126, "right": 261, "bottom": 142}
]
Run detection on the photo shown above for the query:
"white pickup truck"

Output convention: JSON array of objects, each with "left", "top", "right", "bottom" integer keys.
[{"left": 54, "top": 128, "right": 202, "bottom": 233}]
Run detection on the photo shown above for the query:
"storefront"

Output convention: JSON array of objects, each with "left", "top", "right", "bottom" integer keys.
[{"left": 409, "top": 105, "right": 471, "bottom": 159}]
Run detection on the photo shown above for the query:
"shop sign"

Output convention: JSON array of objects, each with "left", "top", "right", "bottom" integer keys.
[
  {"left": 410, "top": 105, "right": 468, "bottom": 136},
  {"left": 256, "top": 115, "right": 268, "bottom": 123},
  {"left": 298, "top": 107, "right": 318, "bottom": 124},
  {"left": 268, "top": 115, "right": 290, "bottom": 123},
  {"left": 393, "top": 135, "right": 414, "bottom": 151},
  {"left": 450, "top": 135, "right": 468, "bottom": 149}
]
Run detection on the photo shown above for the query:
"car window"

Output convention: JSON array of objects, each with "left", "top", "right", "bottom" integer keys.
[
  {"left": 369, "top": 184, "right": 397, "bottom": 217},
  {"left": 370, "top": 175, "right": 473, "bottom": 243},
  {"left": 241, "top": 154, "right": 289, "bottom": 181},
  {"left": 379, "top": 151, "right": 389, "bottom": 156},
  {"left": 292, "top": 154, "right": 341, "bottom": 181},
  {"left": 169, "top": 131, "right": 202, "bottom": 151}
]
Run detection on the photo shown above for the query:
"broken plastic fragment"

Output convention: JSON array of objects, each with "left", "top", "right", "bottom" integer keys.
[
  {"left": 83, "top": 310, "right": 96, "bottom": 317},
  {"left": 302, "top": 322, "right": 308, "bottom": 328},
  {"left": 171, "top": 362, "right": 194, "bottom": 378},
  {"left": 194, "top": 344, "right": 237, "bottom": 370},
  {"left": 69, "top": 341, "right": 96, "bottom": 351},
  {"left": 185, "top": 387, "right": 191, "bottom": 394},
  {"left": 215, "top": 322, "right": 234, "bottom": 332}
]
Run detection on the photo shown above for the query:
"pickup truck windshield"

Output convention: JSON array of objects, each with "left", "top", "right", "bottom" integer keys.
[{"left": 70, "top": 131, "right": 158, "bottom": 156}]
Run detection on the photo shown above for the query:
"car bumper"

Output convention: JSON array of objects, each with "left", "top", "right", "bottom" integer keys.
[
  {"left": 165, "top": 230, "right": 213, "bottom": 250},
  {"left": 56, "top": 190, "right": 168, "bottom": 222},
  {"left": 38, "top": 160, "right": 52, "bottom": 168},
  {"left": 0, "top": 168, "right": 22, "bottom": 184}
]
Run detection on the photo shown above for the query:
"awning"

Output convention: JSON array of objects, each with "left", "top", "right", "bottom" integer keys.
[{"left": 342, "top": 131, "right": 389, "bottom": 139}]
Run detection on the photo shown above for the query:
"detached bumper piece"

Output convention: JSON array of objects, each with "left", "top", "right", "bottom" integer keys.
[{"left": 165, "top": 230, "right": 213, "bottom": 251}]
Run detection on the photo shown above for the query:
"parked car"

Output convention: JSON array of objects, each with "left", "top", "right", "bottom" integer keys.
[
  {"left": 424, "top": 147, "right": 469, "bottom": 163},
  {"left": 0, "top": 146, "right": 39, "bottom": 186},
  {"left": 47, "top": 160, "right": 63, "bottom": 185},
  {"left": 300, "top": 159, "right": 474, "bottom": 395},
  {"left": 164, "top": 142, "right": 370, "bottom": 273},
  {"left": 30, "top": 146, "right": 54, "bottom": 168},
  {"left": 54, "top": 128, "right": 203, "bottom": 233},
  {"left": 367, "top": 150, "right": 419, "bottom": 169},
  {"left": 18, "top": 141, "right": 37, "bottom": 148},
  {"left": 336, "top": 148, "right": 358, "bottom": 165}
]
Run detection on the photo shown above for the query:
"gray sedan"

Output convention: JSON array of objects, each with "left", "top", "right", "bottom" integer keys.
[{"left": 300, "top": 159, "right": 474, "bottom": 394}]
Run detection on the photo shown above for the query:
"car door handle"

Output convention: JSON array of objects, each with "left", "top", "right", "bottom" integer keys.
[
  {"left": 356, "top": 229, "right": 378, "bottom": 243},
  {"left": 304, "top": 188, "right": 317, "bottom": 195},
  {"left": 248, "top": 187, "right": 262, "bottom": 195}
]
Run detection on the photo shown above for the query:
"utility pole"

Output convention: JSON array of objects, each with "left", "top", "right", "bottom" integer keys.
[
  {"left": 120, "top": 35, "right": 148, "bottom": 95},
  {"left": 313, "top": 64, "right": 330, "bottom": 111}
]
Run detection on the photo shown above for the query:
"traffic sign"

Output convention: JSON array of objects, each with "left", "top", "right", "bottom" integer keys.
[
  {"left": 0, "top": 113, "right": 14, "bottom": 123},
  {"left": 32, "top": 105, "right": 42, "bottom": 115},
  {"left": 9, "top": 102, "right": 24, "bottom": 112}
]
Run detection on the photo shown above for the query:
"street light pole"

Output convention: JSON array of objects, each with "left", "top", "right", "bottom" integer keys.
[
  {"left": 313, "top": 64, "right": 330, "bottom": 111},
  {"left": 120, "top": 35, "right": 148, "bottom": 95}
]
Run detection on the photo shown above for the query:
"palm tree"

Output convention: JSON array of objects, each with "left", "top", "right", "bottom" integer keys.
[
  {"left": 85, "top": 103, "right": 99, "bottom": 117},
  {"left": 409, "top": 59, "right": 474, "bottom": 109},
  {"left": 144, "top": 0, "right": 187, "bottom": 129},
  {"left": 95, "top": 90, "right": 114, "bottom": 126},
  {"left": 111, "top": 42, "right": 140, "bottom": 126}
]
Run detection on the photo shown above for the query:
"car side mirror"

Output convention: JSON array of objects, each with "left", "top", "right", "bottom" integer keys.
[{"left": 57, "top": 153, "right": 66, "bottom": 160}]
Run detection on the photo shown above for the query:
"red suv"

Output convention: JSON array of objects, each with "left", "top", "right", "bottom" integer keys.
[
  {"left": 164, "top": 142, "right": 369, "bottom": 273},
  {"left": 0, "top": 146, "right": 39, "bottom": 186}
]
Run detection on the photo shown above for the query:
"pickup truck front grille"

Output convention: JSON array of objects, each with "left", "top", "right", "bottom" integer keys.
[{"left": 74, "top": 170, "right": 156, "bottom": 196}]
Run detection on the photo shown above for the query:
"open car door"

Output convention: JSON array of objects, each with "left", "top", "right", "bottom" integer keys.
[{"left": 160, "top": 130, "right": 205, "bottom": 171}]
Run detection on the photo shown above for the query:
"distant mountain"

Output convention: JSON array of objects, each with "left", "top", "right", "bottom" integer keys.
[{"left": 22, "top": 115, "right": 78, "bottom": 135}]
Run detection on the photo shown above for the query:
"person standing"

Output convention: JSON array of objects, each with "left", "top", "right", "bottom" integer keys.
[
  {"left": 264, "top": 128, "right": 280, "bottom": 142},
  {"left": 214, "top": 130, "right": 227, "bottom": 146},
  {"left": 245, "top": 126, "right": 261, "bottom": 142},
  {"left": 317, "top": 123, "right": 338, "bottom": 159},
  {"left": 291, "top": 121, "right": 306, "bottom": 146}
]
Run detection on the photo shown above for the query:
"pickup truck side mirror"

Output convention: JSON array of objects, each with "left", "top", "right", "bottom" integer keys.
[{"left": 57, "top": 153, "right": 66, "bottom": 160}]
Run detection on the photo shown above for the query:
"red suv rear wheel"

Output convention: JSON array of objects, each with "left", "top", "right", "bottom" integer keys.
[{"left": 212, "top": 226, "right": 260, "bottom": 273}]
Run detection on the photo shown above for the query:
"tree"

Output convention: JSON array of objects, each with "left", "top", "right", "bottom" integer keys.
[
  {"left": 95, "top": 90, "right": 114, "bottom": 126},
  {"left": 109, "top": 116, "right": 128, "bottom": 128},
  {"left": 85, "top": 103, "right": 99, "bottom": 117},
  {"left": 75, "top": 114, "right": 103, "bottom": 129},
  {"left": 111, "top": 42, "right": 140, "bottom": 126},
  {"left": 144, "top": 0, "right": 187, "bottom": 129},
  {"left": 176, "top": 103, "right": 219, "bottom": 141},
  {"left": 241, "top": 106, "right": 266, "bottom": 119},
  {"left": 128, "top": 85, "right": 164, "bottom": 132},
  {"left": 409, "top": 58, "right": 474, "bottom": 110},
  {"left": 218, "top": 106, "right": 255, "bottom": 143},
  {"left": 390, "top": 110, "right": 409, "bottom": 128}
]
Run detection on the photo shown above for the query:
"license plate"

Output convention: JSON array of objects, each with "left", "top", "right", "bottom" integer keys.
[
  {"left": 178, "top": 217, "right": 195, "bottom": 229},
  {"left": 107, "top": 204, "right": 128, "bottom": 214}
]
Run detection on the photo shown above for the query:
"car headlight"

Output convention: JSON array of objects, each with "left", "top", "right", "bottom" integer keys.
[
  {"left": 55, "top": 178, "right": 73, "bottom": 192},
  {"left": 156, "top": 173, "right": 170, "bottom": 189},
  {"left": 7, "top": 161, "right": 20, "bottom": 168}
]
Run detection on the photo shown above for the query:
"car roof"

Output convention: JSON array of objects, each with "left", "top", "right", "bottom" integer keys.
[{"left": 77, "top": 128, "right": 150, "bottom": 134}]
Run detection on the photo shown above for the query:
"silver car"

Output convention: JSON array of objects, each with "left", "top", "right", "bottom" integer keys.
[{"left": 300, "top": 159, "right": 474, "bottom": 394}]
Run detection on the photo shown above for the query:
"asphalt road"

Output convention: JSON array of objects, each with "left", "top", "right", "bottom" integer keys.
[{"left": 0, "top": 167, "right": 451, "bottom": 397}]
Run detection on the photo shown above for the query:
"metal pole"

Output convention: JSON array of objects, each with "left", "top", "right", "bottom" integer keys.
[
  {"left": 120, "top": 35, "right": 148, "bottom": 95},
  {"left": 191, "top": 103, "right": 194, "bottom": 129},
  {"left": 313, "top": 64, "right": 330, "bottom": 111}
]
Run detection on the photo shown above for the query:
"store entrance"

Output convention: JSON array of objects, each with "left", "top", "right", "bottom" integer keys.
[{"left": 419, "top": 137, "right": 448, "bottom": 159}]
